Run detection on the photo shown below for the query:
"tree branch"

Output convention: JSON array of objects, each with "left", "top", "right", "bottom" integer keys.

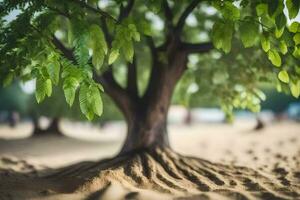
[
  {"left": 30, "top": 24, "right": 76, "bottom": 64},
  {"left": 101, "top": 17, "right": 113, "bottom": 45},
  {"left": 126, "top": 57, "right": 138, "bottom": 97},
  {"left": 52, "top": 34, "right": 134, "bottom": 120},
  {"left": 162, "top": 0, "right": 173, "bottom": 31},
  {"left": 72, "top": 0, "right": 117, "bottom": 22},
  {"left": 95, "top": 69, "right": 134, "bottom": 120},
  {"left": 146, "top": 36, "right": 157, "bottom": 60},
  {"left": 45, "top": 5, "right": 70, "bottom": 18},
  {"left": 118, "top": 0, "right": 135, "bottom": 22},
  {"left": 176, "top": 0, "right": 201, "bottom": 32},
  {"left": 181, "top": 42, "right": 214, "bottom": 54},
  {"left": 51, "top": 36, "right": 76, "bottom": 63}
]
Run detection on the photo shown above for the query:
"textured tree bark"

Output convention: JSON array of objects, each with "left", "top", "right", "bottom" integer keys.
[
  {"left": 119, "top": 51, "right": 188, "bottom": 154},
  {"left": 120, "top": 104, "right": 170, "bottom": 154}
]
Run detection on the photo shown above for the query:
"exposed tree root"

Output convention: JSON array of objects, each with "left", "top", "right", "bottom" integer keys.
[{"left": 42, "top": 147, "right": 300, "bottom": 200}]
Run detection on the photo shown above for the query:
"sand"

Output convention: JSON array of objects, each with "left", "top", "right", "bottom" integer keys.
[{"left": 0, "top": 120, "right": 299, "bottom": 199}]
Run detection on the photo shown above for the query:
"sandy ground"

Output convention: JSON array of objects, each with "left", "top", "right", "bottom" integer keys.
[{"left": 0, "top": 120, "right": 299, "bottom": 199}]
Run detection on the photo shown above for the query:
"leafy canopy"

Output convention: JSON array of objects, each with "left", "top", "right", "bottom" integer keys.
[{"left": 1, "top": 0, "right": 300, "bottom": 120}]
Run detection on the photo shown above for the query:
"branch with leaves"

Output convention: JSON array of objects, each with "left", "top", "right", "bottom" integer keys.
[{"left": 1, "top": 0, "right": 300, "bottom": 121}]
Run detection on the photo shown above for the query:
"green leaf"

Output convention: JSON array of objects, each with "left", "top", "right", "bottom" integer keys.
[
  {"left": 221, "top": 2, "right": 240, "bottom": 21},
  {"left": 256, "top": 3, "right": 268, "bottom": 16},
  {"left": 122, "top": 41, "right": 134, "bottom": 62},
  {"left": 212, "top": 20, "right": 234, "bottom": 53},
  {"left": 79, "top": 83, "right": 94, "bottom": 120},
  {"left": 96, "top": 83, "right": 104, "bottom": 92},
  {"left": 282, "top": 30, "right": 294, "bottom": 47},
  {"left": 261, "top": 34, "right": 270, "bottom": 52},
  {"left": 45, "top": 79, "right": 52, "bottom": 97},
  {"left": 108, "top": 49, "right": 119, "bottom": 65},
  {"left": 92, "top": 49, "right": 105, "bottom": 71},
  {"left": 63, "top": 77, "right": 79, "bottom": 106},
  {"left": 286, "top": 0, "right": 300, "bottom": 19},
  {"left": 289, "top": 22, "right": 300, "bottom": 33},
  {"left": 293, "top": 46, "right": 300, "bottom": 58},
  {"left": 78, "top": 82, "right": 103, "bottom": 120},
  {"left": 35, "top": 77, "right": 52, "bottom": 103},
  {"left": 293, "top": 33, "right": 300, "bottom": 45},
  {"left": 74, "top": 34, "right": 90, "bottom": 67},
  {"left": 268, "top": 49, "right": 281, "bottom": 67},
  {"left": 279, "top": 40, "right": 288, "bottom": 54},
  {"left": 3, "top": 72, "right": 14, "bottom": 87},
  {"left": 132, "top": 31, "right": 140, "bottom": 42},
  {"left": 239, "top": 19, "right": 259, "bottom": 48},
  {"left": 137, "top": 20, "right": 152, "bottom": 36},
  {"left": 254, "top": 88, "right": 266, "bottom": 101},
  {"left": 278, "top": 70, "right": 289, "bottom": 83},
  {"left": 90, "top": 85, "right": 103, "bottom": 116},
  {"left": 275, "top": 13, "right": 286, "bottom": 30},
  {"left": 128, "top": 24, "right": 140, "bottom": 41},
  {"left": 275, "top": 27, "right": 284, "bottom": 38},
  {"left": 89, "top": 24, "right": 108, "bottom": 54},
  {"left": 89, "top": 28, "right": 106, "bottom": 68},
  {"left": 290, "top": 80, "right": 300, "bottom": 98},
  {"left": 47, "top": 61, "right": 60, "bottom": 85}
]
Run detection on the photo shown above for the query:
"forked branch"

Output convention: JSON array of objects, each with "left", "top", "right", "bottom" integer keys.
[
  {"left": 73, "top": 0, "right": 117, "bottom": 22},
  {"left": 176, "top": 0, "right": 202, "bottom": 32},
  {"left": 51, "top": 35, "right": 133, "bottom": 118},
  {"left": 95, "top": 69, "right": 134, "bottom": 119},
  {"left": 162, "top": 0, "right": 174, "bottom": 31}
]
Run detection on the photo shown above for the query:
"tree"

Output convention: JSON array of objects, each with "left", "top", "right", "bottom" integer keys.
[
  {"left": 1, "top": 0, "right": 300, "bottom": 152},
  {"left": 29, "top": 86, "right": 123, "bottom": 135},
  {"left": 1, "top": 0, "right": 300, "bottom": 196},
  {"left": 28, "top": 85, "right": 69, "bottom": 135},
  {"left": 0, "top": 81, "right": 29, "bottom": 126}
]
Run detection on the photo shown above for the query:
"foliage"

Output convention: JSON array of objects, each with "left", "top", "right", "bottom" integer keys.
[
  {"left": 29, "top": 85, "right": 123, "bottom": 123},
  {"left": 0, "top": 81, "right": 30, "bottom": 114},
  {"left": 0, "top": 0, "right": 300, "bottom": 120}
]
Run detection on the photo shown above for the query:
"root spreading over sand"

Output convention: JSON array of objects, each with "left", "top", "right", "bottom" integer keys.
[{"left": 1, "top": 147, "right": 299, "bottom": 200}]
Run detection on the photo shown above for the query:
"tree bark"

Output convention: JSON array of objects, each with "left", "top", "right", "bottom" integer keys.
[
  {"left": 120, "top": 110, "right": 169, "bottom": 154},
  {"left": 119, "top": 51, "right": 188, "bottom": 154}
]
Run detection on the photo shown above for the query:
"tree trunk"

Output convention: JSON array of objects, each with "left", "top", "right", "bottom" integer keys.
[
  {"left": 32, "top": 115, "right": 43, "bottom": 135},
  {"left": 45, "top": 117, "right": 62, "bottom": 135},
  {"left": 7, "top": 111, "right": 19, "bottom": 128},
  {"left": 120, "top": 107, "right": 170, "bottom": 154},
  {"left": 119, "top": 51, "right": 188, "bottom": 154},
  {"left": 32, "top": 117, "right": 63, "bottom": 136},
  {"left": 254, "top": 117, "right": 264, "bottom": 131}
]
